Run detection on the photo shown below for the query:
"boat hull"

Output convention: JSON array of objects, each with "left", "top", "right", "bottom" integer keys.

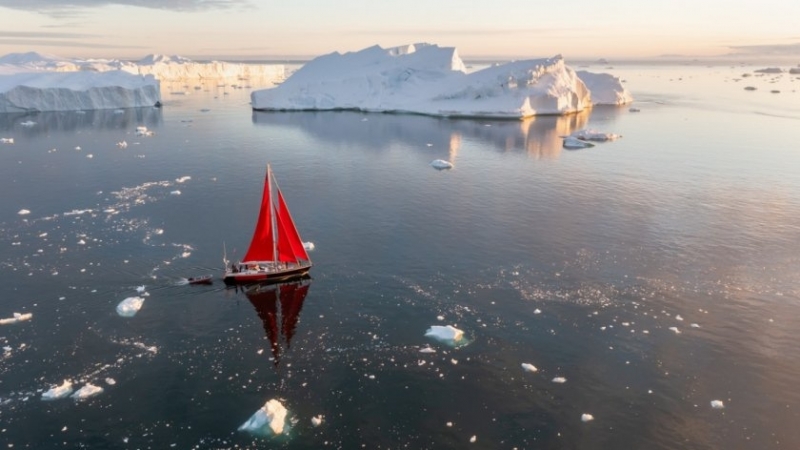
[{"left": 223, "top": 265, "right": 311, "bottom": 285}]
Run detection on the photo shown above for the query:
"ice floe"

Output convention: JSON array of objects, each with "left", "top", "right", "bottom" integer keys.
[
  {"left": 0, "top": 312, "right": 33, "bottom": 325},
  {"left": 562, "top": 136, "right": 595, "bottom": 150},
  {"left": 18, "top": 209, "right": 30, "bottom": 215},
  {"left": 71, "top": 383, "right": 103, "bottom": 400},
  {"left": 1, "top": 137, "right": 13, "bottom": 144},
  {"left": 41, "top": 380, "right": 74, "bottom": 400},
  {"left": 425, "top": 325, "right": 464, "bottom": 345},
  {"left": 521, "top": 363, "right": 538, "bottom": 373},
  {"left": 571, "top": 129, "right": 621, "bottom": 142},
  {"left": 710, "top": 400, "right": 725, "bottom": 409},
  {"left": 430, "top": 159, "right": 453, "bottom": 170},
  {"left": 303, "top": 241, "right": 315, "bottom": 251},
  {"left": 116, "top": 296, "right": 145, "bottom": 317},
  {"left": 311, "top": 415, "right": 323, "bottom": 427},
  {"left": 238, "top": 399, "right": 289, "bottom": 436},
  {"left": 581, "top": 413, "right": 595, "bottom": 422},
  {"left": 175, "top": 176, "right": 191, "bottom": 183},
  {"left": 552, "top": 376, "right": 567, "bottom": 384}
]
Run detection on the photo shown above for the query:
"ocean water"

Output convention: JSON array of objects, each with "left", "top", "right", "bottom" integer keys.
[{"left": 1, "top": 63, "right": 799, "bottom": 449}]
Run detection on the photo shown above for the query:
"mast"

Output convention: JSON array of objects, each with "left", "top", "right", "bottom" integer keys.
[{"left": 269, "top": 164, "right": 278, "bottom": 263}]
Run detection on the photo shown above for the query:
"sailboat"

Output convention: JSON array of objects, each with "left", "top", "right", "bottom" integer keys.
[
  {"left": 244, "top": 279, "right": 310, "bottom": 367},
  {"left": 223, "top": 164, "right": 312, "bottom": 285}
]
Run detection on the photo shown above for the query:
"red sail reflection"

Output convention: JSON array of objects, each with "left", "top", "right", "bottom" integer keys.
[{"left": 244, "top": 279, "right": 310, "bottom": 367}]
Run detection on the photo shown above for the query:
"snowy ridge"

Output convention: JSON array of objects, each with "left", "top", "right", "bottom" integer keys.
[{"left": 251, "top": 43, "right": 631, "bottom": 118}]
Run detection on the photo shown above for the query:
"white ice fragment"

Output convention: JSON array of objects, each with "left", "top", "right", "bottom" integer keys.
[
  {"left": 470, "top": 435, "right": 477, "bottom": 443},
  {"left": 562, "top": 136, "right": 595, "bottom": 149},
  {"left": 521, "top": 363, "right": 538, "bottom": 373},
  {"left": 668, "top": 326, "right": 681, "bottom": 334},
  {"left": 0, "top": 312, "right": 33, "bottom": 325},
  {"left": 20, "top": 120, "right": 36, "bottom": 127},
  {"left": 117, "top": 141, "right": 128, "bottom": 148},
  {"left": 105, "top": 378, "right": 116, "bottom": 385},
  {"left": 425, "top": 325, "right": 464, "bottom": 344},
  {"left": 116, "top": 296, "right": 145, "bottom": 317},
  {"left": 41, "top": 380, "right": 74, "bottom": 400},
  {"left": 175, "top": 175, "right": 191, "bottom": 183},
  {"left": 238, "top": 399, "right": 288, "bottom": 436},
  {"left": 710, "top": 400, "right": 725, "bottom": 409},
  {"left": 86, "top": 154, "right": 93, "bottom": 158},
  {"left": 1, "top": 137, "right": 14, "bottom": 144},
  {"left": 71, "top": 383, "right": 103, "bottom": 400},
  {"left": 533, "top": 308, "right": 542, "bottom": 314},
  {"left": 135, "top": 126, "right": 153, "bottom": 136},
  {"left": 430, "top": 159, "right": 453, "bottom": 170},
  {"left": 419, "top": 346, "right": 436, "bottom": 354},
  {"left": 552, "top": 376, "right": 567, "bottom": 384},
  {"left": 675, "top": 315, "right": 684, "bottom": 321},
  {"left": 581, "top": 413, "right": 594, "bottom": 422},
  {"left": 436, "top": 315, "right": 444, "bottom": 321},
  {"left": 18, "top": 209, "right": 31, "bottom": 215},
  {"left": 311, "top": 415, "right": 323, "bottom": 427},
  {"left": 181, "top": 251, "right": 191, "bottom": 258},
  {"left": 170, "top": 190, "right": 181, "bottom": 195},
  {"left": 571, "top": 129, "right": 621, "bottom": 142},
  {"left": 136, "top": 285, "right": 146, "bottom": 293},
  {"left": 690, "top": 323, "right": 700, "bottom": 328},
  {"left": 303, "top": 241, "right": 315, "bottom": 251}
]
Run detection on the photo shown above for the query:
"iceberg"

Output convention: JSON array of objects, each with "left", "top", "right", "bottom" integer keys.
[
  {"left": 0, "top": 71, "right": 160, "bottom": 113},
  {"left": 239, "top": 399, "right": 289, "bottom": 436},
  {"left": 575, "top": 70, "right": 633, "bottom": 105},
  {"left": 116, "top": 296, "right": 145, "bottom": 317},
  {"left": 41, "top": 380, "right": 74, "bottom": 400},
  {"left": 71, "top": 383, "right": 103, "bottom": 400},
  {"left": 425, "top": 325, "right": 464, "bottom": 345},
  {"left": 252, "top": 43, "right": 635, "bottom": 118}
]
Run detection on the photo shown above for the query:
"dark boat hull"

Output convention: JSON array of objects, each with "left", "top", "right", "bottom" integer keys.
[
  {"left": 223, "top": 265, "right": 311, "bottom": 285},
  {"left": 188, "top": 274, "right": 213, "bottom": 285}
]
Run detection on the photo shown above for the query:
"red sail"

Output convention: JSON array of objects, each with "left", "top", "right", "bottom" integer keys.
[
  {"left": 242, "top": 169, "right": 275, "bottom": 262},
  {"left": 276, "top": 189, "right": 310, "bottom": 262}
]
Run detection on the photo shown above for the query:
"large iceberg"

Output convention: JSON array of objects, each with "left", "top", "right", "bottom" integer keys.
[
  {"left": 0, "top": 71, "right": 160, "bottom": 113},
  {"left": 251, "top": 43, "right": 632, "bottom": 118}
]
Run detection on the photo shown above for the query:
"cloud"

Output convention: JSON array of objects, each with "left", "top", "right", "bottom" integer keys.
[
  {"left": 726, "top": 42, "right": 800, "bottom": 56},
  {"left": 0, "top": 0, "right": 251, "bottom": 16},
  {"left": 0, "top": 31, "right": 96, "bottom": 39}
]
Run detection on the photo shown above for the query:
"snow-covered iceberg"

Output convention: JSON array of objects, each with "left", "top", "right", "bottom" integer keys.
[
  {"left": 239, "top": 399, "right": 289, "bottom": 436},
  {"left": 575, "top": 70, "right": 633, "bottom": 105},
  {"left": 0, "top": 71, "right": 160, "bottom": 113},
  {"left": 41, "top": 380, "right": 74, "bottom": 400},
  {"left": 251, "top": 43, "right": 631, "bottom": 118}
]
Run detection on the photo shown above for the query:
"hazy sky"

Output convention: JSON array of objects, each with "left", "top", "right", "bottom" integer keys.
[{"left": 1, "top": 0, "right": 799, "bottom": 61}]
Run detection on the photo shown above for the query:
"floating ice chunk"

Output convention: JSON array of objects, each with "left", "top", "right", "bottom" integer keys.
[
  {"left": 425, "top": 325, "right": 464, "bottom": 344},
  {"left": 430, "top": 159, "right": 453, "bottom": 170},
  {"left": 552, "top": 376, "right": 567, "bottom": 384},
  {"left": 117, "top": 141, "right": 128, "bottom": 148},
  {"left": 419, "top": 346, "right": 436, "bottom": 354},
  {"left": 562, "top": 136, "right": 595, "bottom": 149},
  {"left": 86, "top": 154, "right": 93, "bottom": 158},
  {"left": 175, "top": 176, "right": 191, "bottom": 183},
  {"left": 571, "top": 129, "right": 621, "bottom": 142},
  {"left": 238, "top": 399, "right": 288, "bottom": 436},
  {"left": 136, "top": 285, "right": 146, "bottom": 293},
  {"left": 668, "top": 326, "right": 681, "bottom": 334},
  {"left": 710, "top": 400, "right": 725, "bottom": 409},
  {"left": 675, "top": 315, "right": 684, "bottom": 321},
  {"left": 18, "top": 209, "right": 31, "bottom": 215},
  {"left": 42, "top": 380, "right": 74, "bottom": 400},
  {"left": 303, "top": 241, "right": 315, "bottom": 251},
  {"left": 581, "top": 413, "right": 594, "bottom": 422},
  {"left": 521, "top": 363, "right": 538, "bottom": 373},
  {"left": 116, "top": 296, "right": 145, "bottom": 317},
  {"left": 533, "top": 308, "right": 542, "bottom": 314},
  {"left": 0, "top": 312, "right": 33, "bottom": 325},
  {"left": 20, "top": 120, "right": 36, "bottom": 127},
  {"left": 105, "top": 378, "right": 116, "bottom": 385},
  {"left": 135, "top": 126, "right": 153, "bottom": 136},
  {"left": 690, "top": 323, "right": 700, "bottom": 328},
  {"left": 311, "top": 415, "right": 323, "bottom": 427},
  {"left": 170, "top": 190, "right": 181, "bottom": 195},
  {"left": 72, "top": 383, "right": 103, "bottom": 400},
  {"left": 470, "top": 435, "right": 477, "bottom": 443},
  {"left": 1, "top": 137, "right": 14, "bottom": 144}
]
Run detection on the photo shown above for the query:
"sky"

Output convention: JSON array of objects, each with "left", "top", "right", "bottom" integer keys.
[{"left": 0, "top": 0, "right": 799, "bottom": 62}]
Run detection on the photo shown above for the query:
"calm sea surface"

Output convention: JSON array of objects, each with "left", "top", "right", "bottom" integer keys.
[{"left": 1, "top": 63, "right": 799, "bottom": 449}]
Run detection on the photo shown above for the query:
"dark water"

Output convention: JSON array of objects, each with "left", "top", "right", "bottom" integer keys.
[{"left": 1, "top": 67, "right": 800, "bottom": 449}]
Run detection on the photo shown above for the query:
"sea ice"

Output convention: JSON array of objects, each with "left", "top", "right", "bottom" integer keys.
[
  {"left": 41, "top": 380, "right": 74, "bottom": 400},
  {"left": 71, "top": 383, "right": 103, "bottom": 400},
  {"left": 710, "top": 400, "right": 725, "bottom": 409},
  {"left": 521, "top": 363, "right": 538, "bottom": 373},
  {"left": 425, "top": 325, "right": 464, "bottom": 345},
  {"left": 419, "top": 346, "right": 436, "bottom": 353},
  {"left": 116, "top": 296, "right": 145, "bottom": 317},
  {"left": 311, "top": 415, "right": 323, "bottom": 427},
  {"left": 238, "top": 399, "right": 288, "bottom": 436},
  {"left": 0, "top": 312, "right": 33, "bottom": 325},
  {"left": 18, "top": 209, "right": 30, "bottom": 215},
  {"left": 175, "top": 176, "right": 191, "bottom": 183},
  {"left": 581, "top": 413, "right": 595, "bottom": 422},
  {"left": 668, "top": 326, "right": 681, "bottom": 334},
  {"left": 552, "top": 377, "right": 567, "bottom": 384},
  {"left": 303, "top": 241, "right": 315, "bottom": 251},
  {"left": 562, "top": 136, "right": 595, "bottom": 149},
  {"left": 571, "top": 129, "right": 621, "bottom": 142},
  {"left": 1, "top": 137, "right": 13, "bottom": 144},
  {"left": 430, "top": 159, "right": 453, "bottom": 170}
]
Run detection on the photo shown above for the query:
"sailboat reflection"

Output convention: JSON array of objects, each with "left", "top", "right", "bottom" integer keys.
[{"left": 243, "top": 279, "right": 311, "bottom": 367}]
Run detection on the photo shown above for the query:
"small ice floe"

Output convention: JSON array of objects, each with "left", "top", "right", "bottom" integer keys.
[
  {"left": 311, "top": 415, "right": 323, "bottom": 427},
  {"left": 1, "top": 137, "right": 13, "bottom": 144},
  {"left": 690, "top": 323, "right": 700, "bottom": 328},
  {"left": 86, "top": 154, "right": 93, "bottom": 159},
  {"left": 238, "top": 399, "right": 288, "bottom": 436},
  {"left": 668, "top": 326, "right": 681, "bottom": 334},
  {"left": 170, "top": 190, "right": 181, "bottom": 195},
  {"left": 521, "top": 363, "right": 538, "bottom": 373},
  {"left": 42, "top": 380, "right": 74, "bottom": 400},
  {"left": 303, "top": 242, "right": 315, "bottom": 251},
  {"left": 430, "top": 159, "right": 453, "bottom": 170},
  {"left": 470, "top": 435, "right": 477, "bottom": 443},
  {"left": 18, "top": 209, "right": 31, "bottom": 215},
  {"left": 425, "top": 325, "right": 464, "bottom": 345},
  {"left": 105, "top": 378, "right": 116, "bottom": 385},
  {"left": 581, "top": 413, "right": 595, "bottom": 422},
  {"left": 562, "top": 136, "right": 595, "bottom": 150},
  {"left": 419, "top": 346, "right": 436, "bottom": 354},
  {"left": 0, "top": 312, "right": 33, "bottom": 325},
  {"left": 71, "top": 383, "right": 103, "bottom": 400},
  {"left": 116, "top": 296, "right": 145, "bottom": 317},
  {"left": 117, "top": 141, "right": 128, "bottom": 148},
  {"left": 135, "top": 126, "right": 153, "bottom": 137},
  {"left": 136, "top": 285, "right": 146, "bottom": 293},
  {"left": 533, "top": 308, "right": 542, "bottom": 315},
  {"left": 571, "top": 129, "right": 621, "bottom": 142},
  {"left": 175, "top": 176, "right": 191, "bottom": 183},
  {"left": 710, "top": 400, "right": 725, "bottom": 409},
  {"left": 552, "top": 376, "right": 567, "bottom": 384},
  {"left": 74, "top": 146, "right": 81, "bottom": 150},
  {"left": 675, "top": 315, "right": 684, "bottom": 321},
  {"left": 20, "top": 120, "right": 36, "bottom": 127}
]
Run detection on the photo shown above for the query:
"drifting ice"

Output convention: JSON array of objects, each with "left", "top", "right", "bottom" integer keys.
[
  {"left": 71, "top": 383, "right": 104, "bottom": 400},
  {"left": 710, "top": 400, "right": 725, "bottom": 409},
  {"left": 581, "top": 413, "right": 595, "bottom": 422},
  {"left": 116, "top": 296, "right": 145, "bottom": 317},
  {"left": 430, "top": 159, "right": 453, "bottom": 170},
  {"left": 521, "top": 363, "right": 538, "bottom": 373},
  {"left": 425, "top": 325, "right": 464, "bottom": 344},
  {"left": 0, "top": 312, "right": 33, "bottom": 325},
  {"left": 238, "top": 399, "right": 289, "bottom": 436},
  {"left": 41, "top": 380, "right": 74, "bottom": 400}
]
